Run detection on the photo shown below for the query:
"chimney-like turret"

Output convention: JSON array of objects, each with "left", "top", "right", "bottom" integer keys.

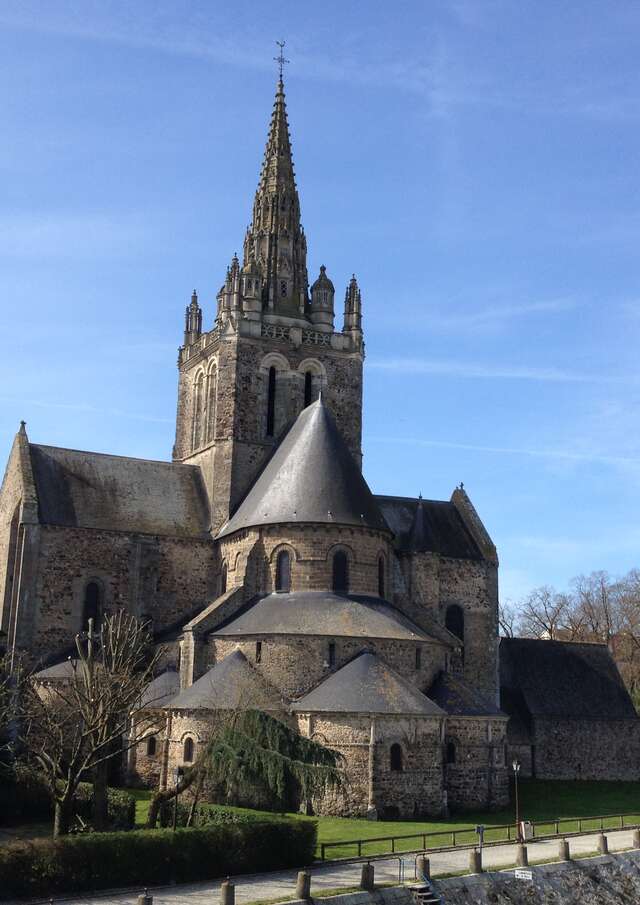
[
  {"left": 310, "top": 265, "right": 335, "bottom": 331},
  {"left": 184, "top": 290, "right": 202, "bottom": 345}
]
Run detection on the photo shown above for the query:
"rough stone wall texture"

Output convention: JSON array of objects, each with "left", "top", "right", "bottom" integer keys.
[
  {"left": 444, "top": 717, "right": 509, "bottom": 810},
  {"left": 23, "top": 526, "right": 217, "bottom": 662},
  {"left": 174, "top": 329, "right": 363, "bottom": 532},
  {"left": 435, "top": 851, "right": 640, "bottom": 905},
  {"left": 530, "top": 717, "right": 640, "bottom": 781},
  {"left": 210, "top": 635, "right": 446, "bottom": 700},
  {"left": 394, "top": 552, "right": 499, "bottom": 703},
  {"left": 297, "top": 713, "right": 445, "bottom": 818},
  {"left": 219, "top": 524, "right": 393, "bottom": 598}
]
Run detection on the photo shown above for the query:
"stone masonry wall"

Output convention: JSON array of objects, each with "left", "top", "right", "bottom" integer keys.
[
  {"left": 532, "top": 717, "right": 640, "bottom": 781},
  {"left": 444, "top": 717, "right": 509, "bottom": 810},
  {"left": 219, "top": 524, "right": 393, "bottom": 598},
  {"left": 175, "top": 328, "right": 363, "bottom": 532},
  {"left": 24, "top": 525, "right": 217, "bottom": 662},
  {"left": 211, "top": 634, "right": 446, "bottom": 700}
]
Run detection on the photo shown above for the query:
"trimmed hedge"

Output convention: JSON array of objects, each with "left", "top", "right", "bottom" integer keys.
[
  {"left": 0, "top": 769, "right": 135, "bottom": 831},
  {"left": 159, "top": 800, "right": 286, "bottom": 828},
  {"left": 0, "top": 818, "right": 317, "bottom": 899}
]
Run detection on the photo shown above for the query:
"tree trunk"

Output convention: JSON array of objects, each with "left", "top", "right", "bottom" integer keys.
[
  {"left": 146, "top": 771, "right": 197, "bottom": 829},
  {"left": 93, "top": 760, "right": 109, "bottom": 830},
  {"left": 53, "top": 797, "right": 71, "bottom": 838}
]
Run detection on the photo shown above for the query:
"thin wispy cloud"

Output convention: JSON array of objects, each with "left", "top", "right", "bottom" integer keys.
[
  {"left": 399, "top": 296, "right": 577, "bottom": 333},
  {"left": 368, "top": 435, "right": 640, "bottom": 472},
  {"left": 368, "top": 357, "right": 601, "bottom": 383},
  {"left": 0, "top": 395, "right": 172, "bottom": 425}
]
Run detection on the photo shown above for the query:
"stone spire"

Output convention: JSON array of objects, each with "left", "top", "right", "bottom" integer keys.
[
  {"left": 343, "top": 275, "right": 363, "bottom": 344},
  {"left": 184, "top": 290, "right": 202, "bottom": 345},
  {"left": 242, "top": 77, "right": 309, "bottom": 317}
]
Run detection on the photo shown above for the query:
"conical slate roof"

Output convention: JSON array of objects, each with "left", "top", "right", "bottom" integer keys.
[
  {"left": 292, "top": 652, "right": 445, "bottom": 717},
  {"left": 167, "top": 650, "right": 285, "bottom": 712},
  {"left": 217, "top": 398, "right": 389, "bottom": 537}
]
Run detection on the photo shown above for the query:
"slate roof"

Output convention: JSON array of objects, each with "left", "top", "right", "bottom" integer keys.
[
  {"left": 376, "top": 495, "right": 482, "bottom": 560},
  {"left": 167, "top": 650, "right": 285, "bottom": 712},
  {"left": 211, "top": 591, "right": 434, "bottom": 642},
  {"left": 217, "top": 398, "right": 388, "bottom": 537},
  {"left": 28, "top": 444, "right": 210, "bottom": 537},
  {"left": 428, "top": 672, "right": 505, "bottom": 717},
  {"left": 499, "top": 637, "right": 638, "bottom": 722},
  {"left": 292, "top": 652, "right": 445, "bottom": 716},
  {"left": 33, "top": 659, "right": 76, "bottom": 681},
  {"left": 139, "top": 669, "right": 180, "bottom": 709}
]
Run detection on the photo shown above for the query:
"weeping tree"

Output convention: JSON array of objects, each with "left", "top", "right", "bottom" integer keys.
[{"left": 146, "top": 709, "right": 344, "bottom": 828}]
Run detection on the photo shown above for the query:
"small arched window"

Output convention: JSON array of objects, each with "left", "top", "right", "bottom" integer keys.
[
  {"left": 275, "top": 550, "right": 291, "bottom": 593},
  {"left": 377, "top": 556, "right": 385, "bottom": 598},
  {"left": 328, "top": 641, "right": 336, "bottom": 668},
  {"left": 220, "top": 564, "right": 227, "bottom": 595},
  {"left": 445, "top": 604, "right": 465, "bottom": 643},
  {"left": 82, "top": 581, "right": 102, "bottom": 631},
  {"left": 415, "top": 646, "right": 422, "bottom": 670},
  {"left": 332, "top": 551, "right": 349, "bottom": 594},
  {"left": 390, "top": 743, "right": 403, "bottom": 772},
  {"left": 445, "top": 741, "right": 456, "bottom": 765},
  {"left": 304, "top": 371, "right": 313, "bottom": 407},
  {"left": 146, "top": 736, "right": 157, "bottom": 757},
  {"left": 183, "top": 737, "right": 195, "bottom": 763},
  {"left": 266, "top": 366, "right": 276, "bottom": 437}
]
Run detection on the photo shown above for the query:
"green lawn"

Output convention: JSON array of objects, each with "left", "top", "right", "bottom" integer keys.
[{"left": 132, "top": 780, "right": 640, "bottom": 859}]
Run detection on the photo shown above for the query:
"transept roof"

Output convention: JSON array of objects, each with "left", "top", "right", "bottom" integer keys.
[{"left": 167, "top": 649, "right": 285, "bottom": 712}]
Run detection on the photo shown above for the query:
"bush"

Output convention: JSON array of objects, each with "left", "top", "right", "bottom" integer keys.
[
  {"left": 0, "top": 768, "right": 135, "bottom": 831},
  {"left": 159, "top": 800, "right": 286, "bottom": 828},
  {"left": 0, "top": 818, "right": 317, "bottom": 898}
]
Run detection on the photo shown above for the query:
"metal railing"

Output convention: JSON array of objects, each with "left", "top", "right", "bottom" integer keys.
[{"left": 318, "top": 811, "right": 640, "bottom": 860}]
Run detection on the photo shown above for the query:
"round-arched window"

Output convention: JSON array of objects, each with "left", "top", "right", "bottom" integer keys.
[
  {"left": 275, "top": 549, "right": 291, "bottom": 593},
  {"left": 183, "top": 737, "right": 195, "bottom": 763},
  {"left": 332, "top": 551, "right": 349, "bottom": 594},
  {"left": 390, "top": 743, "right": 403, "bottom": 772},
  {"left": 146, "top": 736, "right": 157, "bottom": 757},
  {"left": 82, "top": 581, "right": 102, "bottom": 631}
]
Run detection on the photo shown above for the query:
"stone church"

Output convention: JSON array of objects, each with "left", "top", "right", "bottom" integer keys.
[{"left": 1, "top": 74, "right": 638, "bottom": 817}]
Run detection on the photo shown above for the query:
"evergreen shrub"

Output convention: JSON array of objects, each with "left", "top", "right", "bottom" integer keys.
[{"left": 0, "top": 818, "right": 317, "bottom": 898}]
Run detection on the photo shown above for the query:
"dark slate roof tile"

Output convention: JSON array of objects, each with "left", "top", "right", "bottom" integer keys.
[
  {"left": 29, "top": 445, "right": 210, "bottom": 537},
  {"left": 428, "top": 672, "right": 504, "bottom": 717},
  {"left": 292, "top": 651, "right": 444, "bottom": 716},
  {"left": 167, "top": 650, "right": 285, "bottom": 711},
  {"left": 217, "top": 398, "right": 388, "bottom": 537},
  {"left": 211, "top": 591, "right": 435, "bottom": 642},
  {"left": 376, "top": 496, "right": 482, "bottom": 560},
  {"left": 499, "top": 637, "right": 638, "bottom": 722}
]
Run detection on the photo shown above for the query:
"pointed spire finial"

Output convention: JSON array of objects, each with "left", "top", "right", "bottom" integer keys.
[
  {"left": 274, "top": 40, "right": 290, "bottom": 82},
  {"left": 19, "top": 420, "right": 26, "bottom": 435}
]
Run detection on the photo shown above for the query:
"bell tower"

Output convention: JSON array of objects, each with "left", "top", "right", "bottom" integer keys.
[{"left": 173, "top": 60, "right": 365, "bottom": 533}]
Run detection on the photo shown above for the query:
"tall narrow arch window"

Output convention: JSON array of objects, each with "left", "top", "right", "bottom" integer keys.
[
  {"left": 275, "top": 550, "right": 291, "bottom": 593},
  {"left": 377, "top": 556, "right": 385, "bottom": 598},
  {"left": 266, "top": 366, "right": 276, "bottom": 437},
  {"left": 332, "top": 551, "right": 349, "bottom": 594},
  {"left": 255, "top": 641, "right": 262, "bottom": 663},
  {"left": 445, "top": 604, "right": 464, "bottom": 643},
  {"left": 192, "top": 373, "right": 204, "bottom": 450},
  {"left": 220, "top": 563, "right": 227, "bottom": 595},
  {"left": 445, "top": 741, "right": 456, "bottom": 765},
  {"left": 390, "top": 743, "right": 403, "bottom": 772},
  {"left": 82, "top": 581, "right": 102, "bottom": 631},
  {"left": 146, "top": 736, "right": 157, "bottom": 757},
  {"left": 304, "top": 371, "right": 313, "bottom": 407},
  {"left": 183, "top": 737, "right": 195, "bottom": 763},
  {"left": 415, "top": 646, "right": 422, "bottom": 671},
  {"left": 328, "top": 641, "right": 336, "bottom": 668},
  {"left": 206, "top": 368, "right": 217, "bottom": 443}
]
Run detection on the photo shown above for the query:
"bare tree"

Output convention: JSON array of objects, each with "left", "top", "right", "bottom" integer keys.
[
  {"left": 572, "top": 571, "right": 620, "bottom": 644},
  {"left": 518, "top": 586, "right": 572, "bottom": 640},
  {"left": 498, "top": 602, "right": 518, "bottom": 637},
  {"left": 21, "top": 611, "right": 159, "bottom": 836}
]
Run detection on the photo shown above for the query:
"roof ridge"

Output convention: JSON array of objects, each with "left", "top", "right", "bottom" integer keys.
[{"left": 31, "top": 443, "right": 199, "bottom": 470}]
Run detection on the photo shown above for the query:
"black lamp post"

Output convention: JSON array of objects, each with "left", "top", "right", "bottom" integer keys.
[{"left": 512, "top": 758, "right": 521, "bottom": 841}]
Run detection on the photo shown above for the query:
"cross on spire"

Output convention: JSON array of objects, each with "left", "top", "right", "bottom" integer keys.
[{"left": 274, "top": 40, "right": 289, "bottom": 80}]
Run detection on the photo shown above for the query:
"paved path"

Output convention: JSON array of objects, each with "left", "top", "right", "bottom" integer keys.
[{"left": 12, "top": 828, "right": 640, "bottom": 905}]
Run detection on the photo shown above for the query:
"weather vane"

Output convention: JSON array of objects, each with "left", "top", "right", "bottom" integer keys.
[{"left": 274, "top": 40, "right": 289, "bottom": 80}]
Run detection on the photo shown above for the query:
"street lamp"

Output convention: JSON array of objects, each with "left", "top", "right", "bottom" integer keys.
[{"left": 512, "top": 759, "right": 521, "bottom": 841}]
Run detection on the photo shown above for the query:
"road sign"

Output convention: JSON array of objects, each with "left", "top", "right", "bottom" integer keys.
[{"left": 514, "top": 869, "right": 533, "bottom": 881}]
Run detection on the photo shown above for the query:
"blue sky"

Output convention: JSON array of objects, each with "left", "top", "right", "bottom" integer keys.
[{"left": 1, "top": 1, "right": 639, "bottom": 605}]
